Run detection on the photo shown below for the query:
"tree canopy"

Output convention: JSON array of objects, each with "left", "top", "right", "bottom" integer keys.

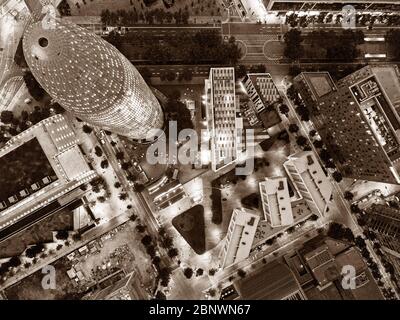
[{"left": 284, "top": 29, "right": 304, "bottom": 61}]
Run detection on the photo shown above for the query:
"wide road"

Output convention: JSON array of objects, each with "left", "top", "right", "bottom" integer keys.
[
  {"left": 94, "top": 129, "right": 176, "bottom": 272},
  {"left": 222, "top": 22, "right": 397, "bottom": 66}
]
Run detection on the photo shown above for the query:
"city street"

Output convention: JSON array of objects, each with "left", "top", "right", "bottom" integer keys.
[{"left": 1, "top": 0, "right": 400, "bottom": 302}]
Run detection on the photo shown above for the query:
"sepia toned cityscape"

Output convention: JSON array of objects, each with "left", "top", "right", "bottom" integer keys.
[{"left": 2, "top": 0, "right": 400, "bottom": 306}]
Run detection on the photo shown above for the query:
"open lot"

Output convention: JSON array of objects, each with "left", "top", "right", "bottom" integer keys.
[
  {"left": 4, "top": 221, "right": 154, "bottom": 300},
  {"left": 5, "top": 256, "right": 84, "bottom": 300}
]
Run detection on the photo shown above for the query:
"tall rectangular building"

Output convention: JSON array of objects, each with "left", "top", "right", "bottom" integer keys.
[
  {"left": 220, "top": 208, "right": 260, "bottom": 268},
  {"left": 259, "top": 177, "right": 294, "bottom": 227},
  {"left": 365, "top": 203, "right": 400, "bottom": 256},
  {"left": 365, "top": 203, "right": 400, "bottom": 289},
  {"left": 242, "top": 73, "right": 281, "bottom": 129},
  {"left": 205, "top": 68, "right": 243, "bottom": 171},
  {"left": 243, "top": 73, "right": 280, "bottom": 114},
  {"left": 294, "top": 65, "right": 400, "bottom": 184},
  {"left": 284, "top": 151, "right": 332, "bottom": 217}
]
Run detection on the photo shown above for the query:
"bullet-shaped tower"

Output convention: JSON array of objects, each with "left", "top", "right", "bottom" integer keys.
[{"left": 23, "top": 18, "right": 163, "bottom": 140}]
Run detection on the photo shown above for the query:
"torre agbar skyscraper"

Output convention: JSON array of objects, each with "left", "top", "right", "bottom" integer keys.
[{"left": 22, "top": 18, "right": 164, "bottom": 140}]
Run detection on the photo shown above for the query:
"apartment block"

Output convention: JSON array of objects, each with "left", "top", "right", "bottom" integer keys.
[
  {"left": 284, "top": 151, "right": 332, "bottom": 216},
  {"left": 220, "top": 208, "right": 260, "bottom": 268},
  {"left": 259, "top": 177, "right": 294, "bottom": 227}
]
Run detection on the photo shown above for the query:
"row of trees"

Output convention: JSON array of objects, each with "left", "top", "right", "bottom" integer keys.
[
  {"left": 23, "top": 71, "right": 46, "bottom": 101},
  {"left": 58, "top": 0, "right": 71, "bottom": 16},
  {"left": 136, "top": 224, "right": 180, "bottom": 289},
  {"left": 164, "top": 95, "right": 194, "bottom": 134},
  {"left": 283, "top": 29, "right": 363, "bottom": 62},
  {"left": 284, "top": 29, "right": 304, "bottom": 61},
  {"left": 0, "top": 104, "right": 64, "bottom": 145},
  {"left": 106, "top": 30, "right": 242, "bottom": 65},
  {"left": 327, "top": 222, "right": 390, "bottom": 286},
  {"left": 100, "top": 7, "right": 190, "bottom": 26},
  {"left": 387, "top": 29, "right": 400, "bottom": 61},
  {"left": 143, "top": 33, "right": 241, "bottom": 65},
  {"left": 307, "top": 29, "right": 363, "bottom": 62},
  {"left": 235, "top": 64, "right": 266, "bottom": 79},
  {"left": 286, "top": 12, "right": 395, "bottom": 28}
]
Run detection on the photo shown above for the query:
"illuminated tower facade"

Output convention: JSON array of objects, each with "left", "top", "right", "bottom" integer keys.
[{"left": 23, "top": 18, "right": 163, "bottom": 140}]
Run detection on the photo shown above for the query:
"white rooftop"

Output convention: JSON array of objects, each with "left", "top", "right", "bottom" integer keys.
[
  {"left": 284, "top": 151, "right": 332, "bottom": 216},
  {"left": 259, "top": 177, "right": 294, "bottom": 227}
]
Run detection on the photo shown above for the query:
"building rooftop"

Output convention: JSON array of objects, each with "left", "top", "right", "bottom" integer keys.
[
  {"left": 0, "top": 115, "right": 95, "bottom": 232},
  {"left": 206, "top": 68, "right": 242, "bottom": 171},
  {"left": 298, "top": 236, "right": 384, "bottom": 300},
  {"left": 56, "top": 145, "right": 92, "bottom": 181},
  {"left": 284, "top": 151, "right": 332, "bottom": 216},
  {"left": 221, "top": 208, "right": 260, "bottom": 268},
  {"left": 234, "top": 260, "right": 304, "bottom": 300},
  {"left": 259, "top": 177, "right": 294, "bottom": 227},
  {"left": 297, "top": 72, "right": 336, "bottom": 99},
  {"left": 242, "top": 73, "right": 281, "bottom": 129},
  {"left": 303, "top": 244, "right": 338, "bottom": 288}
]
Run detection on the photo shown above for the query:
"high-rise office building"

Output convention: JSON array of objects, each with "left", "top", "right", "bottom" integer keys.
[
  {"left": 23, "top": 18, "right": 163, "bottom": 140},
  {"left": 284, "top": 151, "right": 332, "bottom": 217},
  {"left": 259, "top": 177, "right": 294, "bottom": 227},
  {"left": 220, "top": 208, "right": 260, "bottom": 268},
  {"left": 294, "top": 65, "right": 400, "bottom": 184},
  {"left": 205, "top": 67, "right": 244, "bottom": 171},
  {"left": 364, "top": 203, "right": 400, "bottom": 285},
  {"left": 365, "top": 203, "right": 400, "bottom": 257}
]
